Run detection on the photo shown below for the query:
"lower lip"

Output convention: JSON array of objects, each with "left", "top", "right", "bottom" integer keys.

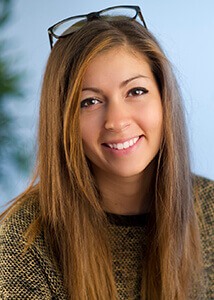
[{"left": 102, "top": 136, "right": 144, "bottom": 156}]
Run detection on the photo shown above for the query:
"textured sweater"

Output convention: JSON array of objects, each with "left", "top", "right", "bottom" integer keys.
[{"left": 0, "top": 176, "right": 213, "bottom": 299}]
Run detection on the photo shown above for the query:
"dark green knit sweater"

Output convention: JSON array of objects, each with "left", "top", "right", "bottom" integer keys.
[{"left": 0, "top": 176, "right": 213, "bottom": 299}]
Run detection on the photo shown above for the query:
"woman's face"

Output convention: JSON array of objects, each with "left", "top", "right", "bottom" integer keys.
[{"left": 80, "top": 46, "right": 163, "bottom": 179}]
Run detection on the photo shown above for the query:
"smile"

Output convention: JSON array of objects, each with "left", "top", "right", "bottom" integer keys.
[{"left": 105, "top": 136, "right": 140, "bottom": 150}]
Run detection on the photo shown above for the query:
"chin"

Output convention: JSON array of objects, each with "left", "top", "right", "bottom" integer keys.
[{"left": 107, "top": 165, "right": 150, "bottom": 178}]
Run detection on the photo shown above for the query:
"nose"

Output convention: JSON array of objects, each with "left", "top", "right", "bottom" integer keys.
[{"left": 104, "top": 101, "right": 131, "bottom": 132}]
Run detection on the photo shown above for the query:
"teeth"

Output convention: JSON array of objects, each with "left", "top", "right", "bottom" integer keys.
[
  {"left": 107, "top": 137, "right": 140, "bottom": 150},
  {"left": 123, "top": 141, "right": 129, "bottom": 149}
]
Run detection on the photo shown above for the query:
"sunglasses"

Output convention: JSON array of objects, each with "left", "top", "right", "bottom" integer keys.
[{"left": 48, "top": 5, "right": 147, "bottom": 49}]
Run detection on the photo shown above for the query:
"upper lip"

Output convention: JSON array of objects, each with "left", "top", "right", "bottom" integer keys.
[{"left": 102, "top": 135, "right": 143, "bottom": 145}]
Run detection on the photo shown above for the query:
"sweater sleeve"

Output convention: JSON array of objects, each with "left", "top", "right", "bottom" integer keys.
[
  {"left": 0, "top": 214, "right": 53, "bottom": 299},
  {"left": 194, "top": 175, "right": 214, "bottom": 299},
  {"left": 1, "top": 197, "right": 67, "bottom": 300}
]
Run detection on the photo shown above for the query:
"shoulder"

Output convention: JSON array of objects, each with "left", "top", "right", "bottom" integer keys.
[
  {"left": 1, "top": 196, "right": 40, "bottom": 237},
  {"left": 0, "top": 195, "right": 67, "bottom": 299},
  {"left": 0, "top": 195, "right": 40, "bottom": 262},
  {"left": 0, "top": 196, "right": 40, "bottom": 267},
  {"left": 192, "top": 175, "right": 214, "bottom": 227},
  {"left": 193, "top": 174, "right": 214, "bottom": 200},
  {"left": 192, "top": 175, "right": 213, "bottom": 298}
]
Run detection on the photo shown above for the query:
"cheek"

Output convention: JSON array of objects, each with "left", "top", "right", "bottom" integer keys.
[
  {"left": 80, "top": 118, "right": 89, "bottom": 146},
  {"left": 80, "top": 109, "right": 104, "bottom": 138},
  {"left": 138, "top": 103, "right": 163, "bottom": 134},
  {"left": 80, "top": 115, "right": 101, "bottom": 149},
  {"left": 81, "top": 124, "right": 92, "bottom": 147},
  {"left": 150, "top": 110, "right": 163, "bottom": 132}
]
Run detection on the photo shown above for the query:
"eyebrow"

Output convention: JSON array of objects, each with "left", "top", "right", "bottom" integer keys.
[
  {"left": 120, "top": 75, "right": 149, "bottom": 88},
  {"left": 82, "top": 75, "right": 149, "bottom": 93}
]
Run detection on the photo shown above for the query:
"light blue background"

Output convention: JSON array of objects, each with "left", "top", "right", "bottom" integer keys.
[{"left": 1, "top": 0, "right": 214, "bottom": 206}]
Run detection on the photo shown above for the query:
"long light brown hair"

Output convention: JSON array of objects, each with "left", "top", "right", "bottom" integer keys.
[{"left": 1, "top": 17, "right": 203, "bottom": 299}]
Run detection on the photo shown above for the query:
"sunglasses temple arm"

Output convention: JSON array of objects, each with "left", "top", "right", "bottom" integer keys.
[
  {"left": 138, "top": 11, "right": 147, "bottom": 29},
  {"left": 48, "top": 32, "right": 53, "bottom": 49}
]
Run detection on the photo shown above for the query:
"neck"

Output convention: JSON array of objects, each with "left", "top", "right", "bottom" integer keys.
[{"left": 93, "top": 161, "right": 157, "bottom": 215}]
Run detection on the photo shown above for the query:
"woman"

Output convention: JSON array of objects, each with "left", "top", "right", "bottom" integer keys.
[{"left": 0, "top": 5, "right": 213, "bottom": 300}]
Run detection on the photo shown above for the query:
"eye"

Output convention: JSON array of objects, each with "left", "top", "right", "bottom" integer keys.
[
  {"left": 127, "top": 87, "right": 149, "bottom": 97},
  {"left": 80, "top": 98, "right": 101, "bottom": 108}
]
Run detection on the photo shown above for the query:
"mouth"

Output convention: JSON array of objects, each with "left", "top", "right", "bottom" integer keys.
[{"left": 102, "top": 135, "right": 143, "bottom": 150}]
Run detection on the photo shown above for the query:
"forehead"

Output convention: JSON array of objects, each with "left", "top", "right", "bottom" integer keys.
[
  {"left": 91, "top": 45, "right": 149, "bottom": 65},
  {"left": 82, "top": 45, "right": 154, "bottom": 87}
]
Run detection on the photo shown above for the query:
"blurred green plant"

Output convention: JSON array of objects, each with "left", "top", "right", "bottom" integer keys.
[{"left": 0, "top": 0, "right": 32, "bottom": 186}]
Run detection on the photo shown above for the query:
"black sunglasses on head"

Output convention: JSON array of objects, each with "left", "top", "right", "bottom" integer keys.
[{"left": 48, "top": 5, "right": 147, "bottom": 49}]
